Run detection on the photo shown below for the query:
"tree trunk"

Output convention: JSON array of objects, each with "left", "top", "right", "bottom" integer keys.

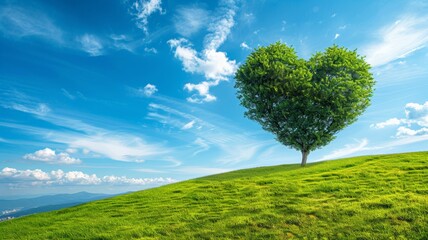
[{"left": 301, "top": 151, "right": 309, "bottom": 167}]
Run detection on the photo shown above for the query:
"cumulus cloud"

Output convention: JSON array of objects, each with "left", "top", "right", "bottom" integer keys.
[
  {"left": 405, "top": 102, "right": 428, "bottom": 125},
  {"left": 131, "top": 0, "right": 163, "bottom": 34},
  {"left": 0, "top": 167, "right": 176, "bottom": 187},
  {"left": 396, "top": 126, "right": 428, "bottom": 137},
  {"left": 24, "top": 148, "right": 81, "bottom": 164},
  {"left": 240, "top": 42, "right": 250, "bottom": 50},
  {"left": 363, "top": 15, "right": 428, "bottom": 67},
  {"left": 78, "top": 34, "right": 103, "bottom": 56},
  {"left": 174, "top": 6, "right": 209, "bottom": 37},
  {"left": 168, "top": 0, "right": 238, "bottom": 103},
  {"left": 102, "top": 175, "right": 175, "bottom": 185},
  {"left": 370, "top": 118, "right": 403, "bottom": 129},
  {"left": 140, "top": 84, "right": 158, "bottom": 97},
  {"left": 0, "top": 167, "right": 50, "bottom": 181},
  {"left": 372, "top": 101, "right": 428, "bottom": 137},
  {"left": 184, "top": 81, "right": 218, "bottom": 103}
]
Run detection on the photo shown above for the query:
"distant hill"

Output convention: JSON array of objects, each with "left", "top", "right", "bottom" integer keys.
[
  {"left": 1, "top": 152, "right": 427, "bottom": 239},
  {"left": 0, "top": 192, "right": 113, "bottom": 221}
]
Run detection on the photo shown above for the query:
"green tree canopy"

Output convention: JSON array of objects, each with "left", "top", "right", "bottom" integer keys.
[{"left": 235, "top": 42, "right": 375, "bottom": 166}]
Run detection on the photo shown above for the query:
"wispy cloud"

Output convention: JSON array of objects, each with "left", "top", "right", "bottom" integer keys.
[
  {"left": 0, "top": 6, "right": 62, "bottom": 43},
  {"left": 1, "top": 93, "right": 170, "bottom": 163},
  {"left": 78, "top": 34, "right": 103, "bottom": 56},
  {"left": 61, "top": 88, "right": 76, "bottom": 100},
  {"left": 368, "top": 134, "right": 428, "bottom": 150},
  {"left": 1, "top": 89, "right": 51, "bottom": 116},
  {"left": 24, "top": 148, "right": 81, "bottom": 165},
  {"left": 131, "top": 0, "right": 164, "bottom": 34},
  {"left": 318, "top": 139, "right": 369, "bottom": 161},
  {"left": 363, "top": 15, "right": 428, "bottom": 67},
  {"left": 334, "top": 33, "right": 340, "bottom": 40},
  {"left": 173, "top": 6, "right": 209, "bottom": 37},
  {"left": 174, "top": 166, "right": 231, "bottom": 175},
  {"left": 147, "top": 99, "right": 273, "bottom": 164},
  {"left": 240, "top": 42, "right": 250, "bottom": 50},
  {"left": 144, "top": 47, "right": 158, "bottom": 54},
  {"left": 0, "top": 167, "right": 176, "bottom": 187},
  {"left": 193, "top": 137, "right": 210, "bottom": 156},
  {"left": 181, "top": 120, "right": 195, "bottom": 130},
  {"left": 168, "top": 0, "right": 238, "bottom": 103},
  {"left": 110, "top": 34, "right": 136, "bottom": 53}
]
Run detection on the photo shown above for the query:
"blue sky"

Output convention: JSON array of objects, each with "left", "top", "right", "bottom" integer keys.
[{"left": 1, "top": 0, "right": 428, "bottom": 197}]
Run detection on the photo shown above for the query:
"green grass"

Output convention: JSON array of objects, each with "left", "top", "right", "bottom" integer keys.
[{"left": 1, "top": 152, "right": 428, "bottom": 239}]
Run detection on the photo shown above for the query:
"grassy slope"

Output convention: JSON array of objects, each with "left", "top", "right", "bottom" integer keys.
[{"left": 1, "top": 152, "right": 427, "bottom": 239}]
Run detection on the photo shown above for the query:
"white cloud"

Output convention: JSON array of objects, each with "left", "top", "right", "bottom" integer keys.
[
  {"left": 0, "top": 6, "right": 62, "bottom": 42},
  {"left": 66, "top": 148, "right": 77, "bottom": 154},
  {"left": 131, "top": 0, "right": 163, "bottom": 34},
  {"left": 318, "top": 139, "right": 369, "bottom": 161},
  {"left": 240, "top": 42, "right": 250, "bottom": 50},
  {"left": 140, "top": 84, "right": 158, "bottom": 97},
  {"left": 182, "top": 120, "right": 195, "bottom": 130},
  {"left": 368, "top": 134, "right": 428, "bottom": 150},
  {"left": 174, "top": 6, "right": 209, "bottom": 37},
  {"left": 147, "top": 102, "right": 272, "bottom": 164},
  {"left": 193, "top": 137, "right": 210, "bottom": 156},
  {"left": 370, "top": 118, "right": 403, "bottom": 129},
  {"left": 204, "top": 1, "right": 236, "bottom": 51},
  {"left": 405, "top": 102, "right": 428, "bottom": 126},
  {"left": 63, "top": 171, "right": 101, "bottom": 185},
  {"left": 62, "top": 134, "right": 167, "bottom": 162},
  {"left": 4, "top": 102, "right": 50, "bottom": 116},
  {"left": 24, "top": 148, "right": 81, "bottom": 164},
  {"left": 78, "top": 34, "right": 103, "bottom": 56},
  {"left": 334, "top": 33, "right": 340, "bottom": 39},
  {"left": 0, "top": 167, "right": 50, "bottom": 181},
  {"left": 110, "top": 34, "right": 135, "bottom": 52},
  {"left": 61, "top": 88, "right": 76, "bottom": 100},
  {"left": 184, "top": 81, "right": 218, "bottom": 103},
  {"left": 168, "top": 0, "right": 238, "bottom": 103},
  {"left": 102, "top": 175, "right": 175, "bottom": 185},
  {"left": 1, "top": 95, "right": 170, "bottom": 163},
  {"left": 144, "top": 47, "right": 158, "bottom": 54},
  {"left": 396, "top": 126, "right": 428, "bottom": 137},
  {"left": 363, "top": 16, "right": 428, "bottom": 67},
  {"left": 168, "top": 39, "right": 237, "bottom": 81},
  {"left": 0, "top": 167, "right": 176, "bottom": 187},
  {"left": 372, "top": 101, "right": 428, "bottom": 138}
]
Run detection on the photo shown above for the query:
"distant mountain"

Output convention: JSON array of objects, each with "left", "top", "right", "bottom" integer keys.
[{"left": 0, "top": 192, "right": 114, "bottom": 220}]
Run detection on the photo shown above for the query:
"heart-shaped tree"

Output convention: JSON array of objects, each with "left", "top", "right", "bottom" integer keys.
[{"left": 235, "top": 42, "right": 375, "bottom": 166}]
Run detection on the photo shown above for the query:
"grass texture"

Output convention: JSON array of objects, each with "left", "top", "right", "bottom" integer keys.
[{"left": 1, "top": 152, "right": 427, "bottom": 239}]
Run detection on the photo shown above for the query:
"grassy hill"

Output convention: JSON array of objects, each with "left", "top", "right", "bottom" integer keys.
[{"left": 1, "top": 152, "right": 427, "bottom": 239}]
